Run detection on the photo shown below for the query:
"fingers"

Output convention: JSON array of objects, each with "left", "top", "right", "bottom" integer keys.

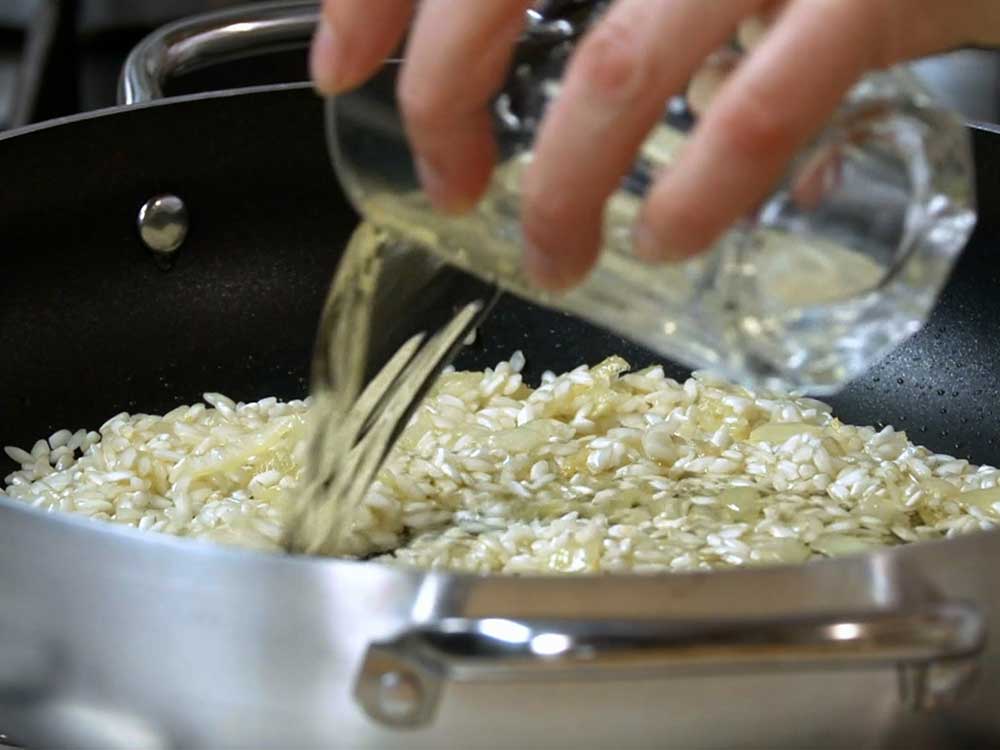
[
  {"left": 688, "top": 2, "right": 786, "bottom": 118},
  {"left": 686, "top": 49, "right": 741, "bottom": 119},
  {"left": 311, "top": 0, "right": 413, "bottom": 94},
  {"left": 635, "top": 0, "right": 884, "bottom": 261},
  {"left": 521, "top": 0, "right": 763, "bottom": 290},
  {"left": 398, "top": 0, "right": 535, "bottom": 213},
  {"left": 874, "top": 0, "right": 1000, "bottom": 60},
  {"left": 962, "top": 1, "right": 1000, "bottom": 48},
  {"left": 736, "top": 2, "right": 783, "bottom": 52}
]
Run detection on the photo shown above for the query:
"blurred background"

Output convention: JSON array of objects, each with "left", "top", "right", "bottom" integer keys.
[
  {"left": 0, "top": 0, "right": 997, "bottom": 131},
  {"left": 0, "top": 0, "right": 308, "bottom": 127}
]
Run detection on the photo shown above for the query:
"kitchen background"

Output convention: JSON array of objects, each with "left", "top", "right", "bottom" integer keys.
[{"left": 0, "top": 0, "right": 998, "bottom": 131}]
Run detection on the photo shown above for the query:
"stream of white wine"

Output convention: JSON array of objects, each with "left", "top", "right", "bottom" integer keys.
[
  {"left": 284, "top": 221, "right": 495, "bottom": 556},
  {"left": 284, "top": 148, "right": 887, "bottom": 556},
  {"left": 283, "top": 222, "right": 387, "bottom": 555}
]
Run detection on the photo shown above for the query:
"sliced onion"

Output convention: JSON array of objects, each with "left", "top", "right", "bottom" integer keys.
[
  {"left": 749, "top": 422, "right": 823, "bottom": 444},
  {"left": 489, "top": 419, "right": 574, "bottom": 453},
  {"left": 170, "top": 416, "right": 301, "bottom": 484},
  {"left": 590, "top": 356, "right": 631, "bottom": 381},
  {"left": 811, "top": 534, "right": 885, "bottom": 557},
  {"left": 858, "top": 495, "right": 903, "bottom": 523},
  {"left": 752, "top": 538, "right": 811, "bottom": 565},
  {"left": 959, "top": 486, "right": 1000, "bottom": 512},
  {"left": 642, "top": 425, "right": 678, "bottom": 464},
  {"left": 720, "top": 486, "right": 761, "bottom": 521}
]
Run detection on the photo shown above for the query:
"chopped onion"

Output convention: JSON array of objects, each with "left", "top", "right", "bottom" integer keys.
[
  {"left": 720, "top": 486, "right": 761, "bottom": 521},
  {"left": 959, "top": 486, "right": 1000, "bottom": 513},
  {"left": 811, "top": 534, "right": 884, "bottom": 557},
  {"left": 752, "top": 538, "right": 811, "bottom": 565},
  {"left": 749, "top": 423, "right": 824, "bottom": 444}
]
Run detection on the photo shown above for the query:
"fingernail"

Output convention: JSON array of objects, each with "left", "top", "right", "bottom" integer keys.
[
  {"left": 524, "top": 242, "right": 571, "bottom": 291},
  {"left": 310, "top": 18, "right": 341, "bottom": 94},
  {"left": 633, "top": 222, "right": 687, "bottom": 263}
]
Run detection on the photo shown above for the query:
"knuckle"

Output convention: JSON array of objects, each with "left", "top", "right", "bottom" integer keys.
[
  {"left": 397, "top": 74, "right": 450, "bottom": 132},
  {"left": 523, "top": 185, "right": 577, "bottom": 242},
  {"left": 648, "top": 194, "right": 719, "bottom": 252},
  {"left": 522, "top": 177, "right": 602, "bottom": 257},
  {"left": 574, "top": 19, "right": 649, "bottom": 102},
  {"left": 714, "top": 88, "right": 799, "bottom": 162},
  {"left": 321, "top": 0, "right": 339, "bottom": 23}
]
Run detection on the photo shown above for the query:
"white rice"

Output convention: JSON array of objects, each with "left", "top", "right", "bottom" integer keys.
[
  {"left": 3, "top": 399, "right": 309, "bottom": 551},
  {"left": 4, "top": 354, "right": 999, "bottom": 573}
]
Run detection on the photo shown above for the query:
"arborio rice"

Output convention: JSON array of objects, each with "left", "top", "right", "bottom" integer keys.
[{"left": 4, "top": 354, "right": 1000, "bottom": 573}]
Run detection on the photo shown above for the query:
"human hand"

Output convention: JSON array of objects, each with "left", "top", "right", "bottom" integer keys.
[{"left": 311, "top": 0, "right": 999, "bottom": 290}]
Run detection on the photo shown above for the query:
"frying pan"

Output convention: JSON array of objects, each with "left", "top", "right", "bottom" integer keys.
[{"left": 2, "top": 3, "right": 1000, "bottom": 748}]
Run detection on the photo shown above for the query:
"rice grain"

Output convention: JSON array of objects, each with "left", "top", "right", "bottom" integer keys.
[{"left": 3, "top": 355, "right": 998, "bottom": 572}]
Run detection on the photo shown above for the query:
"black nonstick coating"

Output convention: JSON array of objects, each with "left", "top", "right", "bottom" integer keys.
[{"left": 2, "top": 86, "right": 999, "bottom": 471}]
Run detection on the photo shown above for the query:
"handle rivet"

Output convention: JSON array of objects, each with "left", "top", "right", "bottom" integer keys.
[
  {"left": 376, "top": 670, "right": 424, "bottom": 722},
  {"left": 138, "top": 194, "right": 189, "bottom": 259}
]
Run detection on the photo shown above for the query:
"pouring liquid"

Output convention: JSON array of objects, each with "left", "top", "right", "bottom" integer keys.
[
  {"left": 288, "top": 112, "right": 944, "bottom": 555},
  {"left": 286, "top": 222, "right": 497, "bottom": 557},
  {"left": 291, "top": 58, "right": 975, "bottom": 555},
  {"left": 284, "top": 223, "right": 386, "bottom": 555}
]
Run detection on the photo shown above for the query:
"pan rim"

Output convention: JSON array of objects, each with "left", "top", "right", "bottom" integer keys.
[
  {"left": 0, "top": 488, "right": 990, "bottom": 585},
  {"left": 1, "top": 80, "right": 996, "bottom": 145},
  {"left": 0, "top": 81, "right": 315, "bottom": 146}
]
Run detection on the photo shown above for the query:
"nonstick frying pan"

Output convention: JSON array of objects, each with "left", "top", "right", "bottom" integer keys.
[{"left": 2, "top": 3, "right": 1000, "bottom": 748}]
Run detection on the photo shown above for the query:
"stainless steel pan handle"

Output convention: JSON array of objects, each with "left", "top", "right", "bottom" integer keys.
[
  {"left": 118, "top": 1, "right": 591, "bottom": 106},
  {"left": 356, "top": 602, "right": 985, "bottom": 728},
  {"left": 118, "top": 1, "right": 320, "bottom": 106}
]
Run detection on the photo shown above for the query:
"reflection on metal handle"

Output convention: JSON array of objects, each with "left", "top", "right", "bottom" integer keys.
[
  {"left": 118, "top": 1, "right": 593, "bottom": 106},
  {"left": 356, "top": 602, "right": 985, "bottom": 728},
  {"left": 118, "top": 1, "right": 319, "bottom": 105}
]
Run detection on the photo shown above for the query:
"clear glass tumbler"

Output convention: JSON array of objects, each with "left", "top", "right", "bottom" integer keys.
[{"left": 326, "top": 11, "right": 977, "bottom": 395}]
